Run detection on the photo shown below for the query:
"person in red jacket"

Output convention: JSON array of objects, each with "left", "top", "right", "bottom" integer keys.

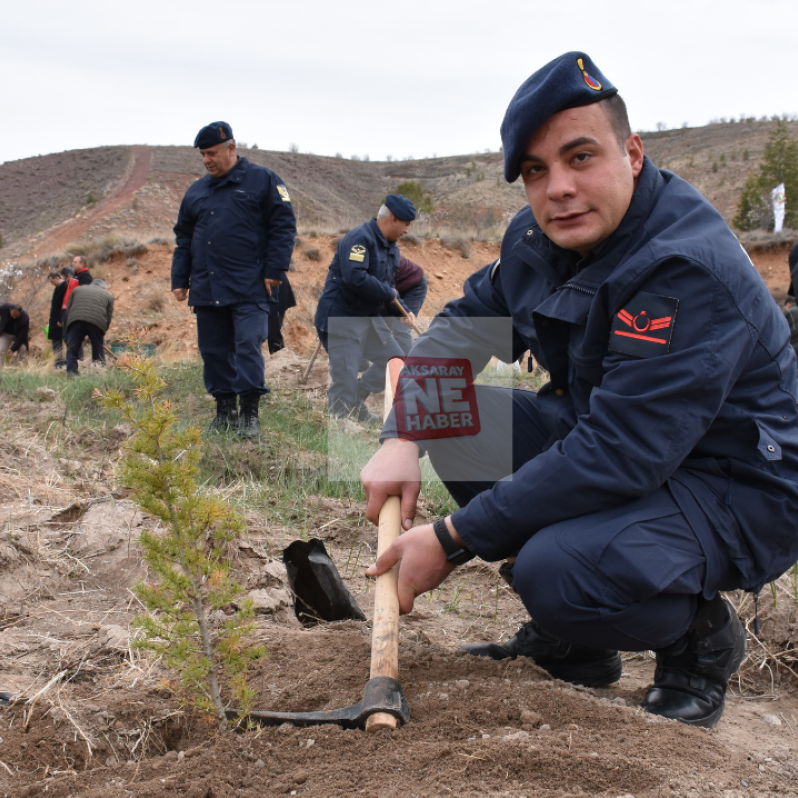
[{"left": 71, "top": 256, "right": 93, "bottom": 286}]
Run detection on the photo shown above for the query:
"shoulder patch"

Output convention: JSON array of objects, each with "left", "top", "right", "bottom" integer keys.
[
  {"left": 609, "top": 291, "right": 679, "bottom": 358},
  {"left": 349, "top": 244, "right": 366, "bottom": 263},
  {"left": 276, "top": 185, "right": 291, "bottom": 202}
]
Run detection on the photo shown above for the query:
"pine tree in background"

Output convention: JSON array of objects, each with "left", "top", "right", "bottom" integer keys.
[
  {"left": 393, "top": 181, "right": 434, "bottom": 216},
  {"left": 733, "top": 120, "right": 798, "bottom": 230}
]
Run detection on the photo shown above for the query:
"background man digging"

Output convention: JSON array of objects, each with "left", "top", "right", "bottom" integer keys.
[
  {"left": 64, "top": 279, "right": 114, "bottom": 374},
  {"left": 171, "top": 121, "right": 297, "bottom": 437},
  {"left": 0, "top": 303, "right": 29, "bottom": 365},
  {"left": 314, "top": 194, "right": 417, "bottom": 423},
  {"left": 362, "top": 52, "right": 798, "bottom": 729}
]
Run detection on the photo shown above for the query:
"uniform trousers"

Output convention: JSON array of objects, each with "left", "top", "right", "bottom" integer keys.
[
  {"left": 195, "top": 303, "right": 270, "bottom": 397},
  {"left": 426, "top": 386, "right": 741, "bottom": 652},
  {"left": 318, "top": 317, "right": 404, "bottom": 416},
  {"left": 360, "top": 278, "right": 429, "bottom": 388}
]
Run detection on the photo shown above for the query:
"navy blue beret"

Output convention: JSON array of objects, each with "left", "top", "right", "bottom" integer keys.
[
  {"left": 385, "top": 194, "right": 417, "bottom": 221},
  {"left": 194, "top": 121, "right": 234, "bottom": 149},
  {"left": 501, "top": 52, "right": 617, "bottom": 183}
]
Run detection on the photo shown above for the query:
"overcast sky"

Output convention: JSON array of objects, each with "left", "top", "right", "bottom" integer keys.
[{"left": 3, "top": 0, "right": 795, "bottom": 166}]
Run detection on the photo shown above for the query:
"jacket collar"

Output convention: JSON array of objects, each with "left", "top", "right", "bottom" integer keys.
[
  {"left": 209, "top": 156, "right": 249, "bottom": 187},
  {"left": 369, "top": 218, "right": 392, "bottom": 248}
]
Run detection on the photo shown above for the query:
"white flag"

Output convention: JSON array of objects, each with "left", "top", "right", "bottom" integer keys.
[{"left": 772, "top": 183, "right": 786, "bottom": 233}]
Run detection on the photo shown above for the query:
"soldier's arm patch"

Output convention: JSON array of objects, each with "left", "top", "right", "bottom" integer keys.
[
  {"left": 609, "top": 291, "right": 679, "bottom": 358},
  {"left": 349, "top": 244, "right": 366, "bottom": 263},
  {"left": 277, "top": 185, "right": 291, "bottom": 202}
]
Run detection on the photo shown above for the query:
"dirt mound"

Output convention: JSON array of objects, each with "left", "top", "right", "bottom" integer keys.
[{"left": 1, "top": 481, "right": 797, "bottom": 797}]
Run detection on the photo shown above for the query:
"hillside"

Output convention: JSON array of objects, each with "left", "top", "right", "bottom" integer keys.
[{"left": 2, "top": 119, "right": 797, "bottom": 259}]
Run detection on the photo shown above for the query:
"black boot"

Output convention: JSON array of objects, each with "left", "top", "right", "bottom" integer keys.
[
  {"left": 641, "top": 594, "right": 746, "bottom": 728},
  {"left": 460, "top": 619, "right": 622, "bottom": 687},
  {"left": 207, "top": 394, "right": 239, "bottom": 433},
  {"left": 238, "top": 392, "right": 261, "bottom": 438}
]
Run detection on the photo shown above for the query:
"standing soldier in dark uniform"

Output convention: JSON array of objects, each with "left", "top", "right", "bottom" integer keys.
[
  {"left": 314, "top": 194, "right": 417, "bottom": 422},
  {"left": 362, "top": 52, "right": 798, "bottom": 729},
  {"left": 171, "top": 122, "right": 297, "bottom": 437}
]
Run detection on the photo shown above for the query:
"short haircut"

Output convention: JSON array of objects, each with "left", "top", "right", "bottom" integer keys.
[
  {"left": 222, "top": 139, "right": 235, "bottom": 150},
  {"left": 60, "top": 266, "right": 75, "bottom": 278},
  {"left": 93, "top": 279, "right": 107, "bottom": 289},
  {"left": 48, "top": 271, "right": 62, "bottom": 280},
  {"left": 73, "top": 255, "right": 88, "bottom": 268},
  {"left": 376, "top": 204, "right": 392, "bottom": 220},
  {"left": 597, "top": 94, "right": 632, "bottom": 151}
]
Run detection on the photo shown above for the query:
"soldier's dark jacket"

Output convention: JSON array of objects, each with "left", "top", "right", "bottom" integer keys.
[
  {"left": 171, "top": 157, "right": 296, "bottom": 307},
  {"left": 412, "top": 157, "right": 798, "bottom": 592},
  {"left": 314, "top": 218, "right": 406, "bottom": 332}
]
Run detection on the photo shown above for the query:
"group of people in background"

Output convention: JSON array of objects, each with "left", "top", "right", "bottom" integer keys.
[{"left": 41, "top": 255, "right": 114, "bottom": 374}]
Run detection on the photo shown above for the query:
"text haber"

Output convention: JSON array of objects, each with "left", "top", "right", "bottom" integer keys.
[{"left": 394, "top": 358, "right": 481, "bottom": 441}]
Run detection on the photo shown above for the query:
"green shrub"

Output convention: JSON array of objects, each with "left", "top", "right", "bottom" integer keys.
[{"left": 393, "top": 181, "right": 434, "bottom": 216}]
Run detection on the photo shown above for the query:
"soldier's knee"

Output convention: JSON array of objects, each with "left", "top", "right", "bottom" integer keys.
[{"left": 513, "top": 531, "right": 579, "bottom": 629}]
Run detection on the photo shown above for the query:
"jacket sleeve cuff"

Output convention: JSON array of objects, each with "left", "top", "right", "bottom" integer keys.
[
  {"left": 450, "top": 496, "right": 515, "bottom": 562},
  {"left": 378, "top": 406, "right": 429, "bottom": 456},
  {"left": 263, "top": 267, "right": 288, "bottom": 281}
]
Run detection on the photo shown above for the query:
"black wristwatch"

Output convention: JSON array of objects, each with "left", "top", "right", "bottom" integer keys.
[{"left": 433, "top": 518, "right": 475, "bottom": 566}]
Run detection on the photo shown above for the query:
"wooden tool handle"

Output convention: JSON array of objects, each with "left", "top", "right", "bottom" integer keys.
[
  {"left": 391, "top": 298, "right": 423, "bottom": 336},
  {"left": 299, "top": 339, "right": 322, "bottom": 384},
  {"left": 365, "top": 357, "right": 406, "bottom": 732},
  {"left": 365, "top": 495, "right": 402, "bottom": 732}
]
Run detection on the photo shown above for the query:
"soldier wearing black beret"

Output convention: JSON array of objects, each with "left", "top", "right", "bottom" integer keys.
[
  {"left": 362, "top": 51, "right": 798, "bottom": 729},
  {"left": 171, "top": 122, "right": 297, "bottom": 437},
  {"left": 314, "top": 194, "right": 418, "bottom": 422}
]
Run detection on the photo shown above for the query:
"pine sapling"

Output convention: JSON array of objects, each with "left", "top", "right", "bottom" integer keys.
[{"left": 99, "top": 355, "right": 265, "bottom": 730}]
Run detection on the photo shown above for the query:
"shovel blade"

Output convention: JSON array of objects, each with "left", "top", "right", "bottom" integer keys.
[
  {"left": 226, "top": 676, "right": 410, "bottom": 731},
  {"left": 283, "top": 538, "right": 366, "bottom": 626}
]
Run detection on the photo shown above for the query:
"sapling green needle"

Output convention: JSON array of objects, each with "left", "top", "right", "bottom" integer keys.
[{"left": 98, "top": 353, "right": 266, "bottom": 730}]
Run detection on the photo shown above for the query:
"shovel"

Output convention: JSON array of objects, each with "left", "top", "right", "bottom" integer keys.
[{"left": 227, "top": 358, "right": 409, "bottom": 731}]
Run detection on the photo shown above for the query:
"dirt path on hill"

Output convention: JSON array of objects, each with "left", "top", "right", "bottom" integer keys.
[{"left": 28, "top": 146, "right": 152, "bottom": 259}]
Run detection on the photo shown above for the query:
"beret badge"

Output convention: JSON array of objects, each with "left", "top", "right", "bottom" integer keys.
[{"left": 578, "top": 57, "right": 602, "bottom": 91}]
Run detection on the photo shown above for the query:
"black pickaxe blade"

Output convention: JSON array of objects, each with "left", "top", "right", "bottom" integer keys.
[{"left": 225, "top": 676, "right": 409, "bottom": 731}]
